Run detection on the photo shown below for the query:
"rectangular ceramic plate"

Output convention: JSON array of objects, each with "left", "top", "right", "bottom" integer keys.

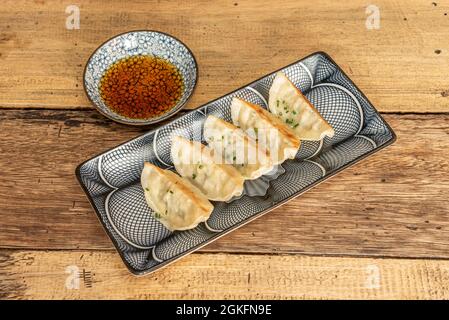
[{"left": 76, "top": 52, "right": 396, "bottom": 275}]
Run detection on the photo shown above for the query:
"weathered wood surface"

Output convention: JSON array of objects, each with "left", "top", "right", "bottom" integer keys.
[
  {"left": 2, "top": 250, "right": 449, "bottom": 299},
  {"left": 1, "top": 0, "right": 449, "bottom": 300},
  {"left": 0, "top": 0, "right": 448, "bottom": 112},
  {"left": 1, "top": 110, "right": 448, "bottom": 259}
]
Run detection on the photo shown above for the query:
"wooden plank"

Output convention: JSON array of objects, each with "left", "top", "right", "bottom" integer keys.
[
  {"left": 0, "top": 110, "right": 448, "bottom": 259},
  {"left": 2, "top": 249, "right": 449, "bottom": 299},
  {"left": 0, "top": 0, "right": 448, "bottom": 112}
]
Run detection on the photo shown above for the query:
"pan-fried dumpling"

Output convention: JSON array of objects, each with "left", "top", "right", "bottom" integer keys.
[
  {"left": 230, "top": 97, "right": 301, "bottom": 165},
  {"left": 171, "top": 136, "right": 244, "bottom": 201},
  {"left": 269, "top": 72, "right": 334, "bottom": 140},
  {"left": 141, "top": 162, "right": 213, "bottom": 231},
  {"left": 203, "top": 115, "right": 273, "bottom": 180}
]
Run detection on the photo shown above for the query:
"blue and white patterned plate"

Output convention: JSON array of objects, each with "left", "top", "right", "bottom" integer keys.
[
  {"left": 83, "top": 30, "right": 198, "bottom": 125},
  {"left": 76, "top": 52, "right": 396, "bottom": 275}
]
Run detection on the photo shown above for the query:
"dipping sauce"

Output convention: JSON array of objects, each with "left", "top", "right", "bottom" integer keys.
[{"left": 99, "top": 55, "right": 184, "bottom": 119}]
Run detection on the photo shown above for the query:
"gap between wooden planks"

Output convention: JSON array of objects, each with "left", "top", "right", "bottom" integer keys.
[
  {"left": 2, "top": 250, "right": 449, "bottom": 299},
  {"left": 0, "top": 0, "right": 448, "bottom": 112},
  {"left": 0, "top": 110, "right": 448, "bottom": 259}
]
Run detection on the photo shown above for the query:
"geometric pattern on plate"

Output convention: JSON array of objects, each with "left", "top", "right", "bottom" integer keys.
[{"left": 76, "top": 52, "right": 396, "bottom": 275}]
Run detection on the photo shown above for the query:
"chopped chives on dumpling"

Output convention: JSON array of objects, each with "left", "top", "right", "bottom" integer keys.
[
  {"left": 269, "top": 72, "right": 334, "bottom": 141},
  {"left": 203, "top": 115, "right": 273, "bottom": 180},
  {"left": 171, "top": 136, "right": 244, "bottom": 202},
  {"left": 230, "top": 97, "right": 301, "bottom": 165},
  {"left": 141, "top": 162, "right": 213, "bottom": 231}
]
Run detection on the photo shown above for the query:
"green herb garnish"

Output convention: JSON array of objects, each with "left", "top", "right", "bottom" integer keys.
[
  {"left": 145, "top": 187, "right": 150, "bottom": 192},
  {"left": 192, "top": 173, "right": 197, "bottom": 179}
]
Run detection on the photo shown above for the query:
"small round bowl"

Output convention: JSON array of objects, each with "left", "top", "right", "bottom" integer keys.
[{"left": 83, "top": 30, "right": 198, "bottom": 125}]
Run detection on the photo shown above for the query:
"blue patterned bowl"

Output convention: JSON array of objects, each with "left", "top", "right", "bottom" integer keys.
[{"left": 83, "top": 30, "right": 198, "bottom": 125}]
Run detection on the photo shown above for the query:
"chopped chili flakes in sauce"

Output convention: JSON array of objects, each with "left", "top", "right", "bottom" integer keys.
[{"left": 99, "top": 55, "right": 184, "bottom": 119}]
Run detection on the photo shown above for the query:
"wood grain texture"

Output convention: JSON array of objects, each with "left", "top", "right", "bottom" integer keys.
[
  {"left": 0, "top": 110, "right": 448, "bottom": 259},
  {"left": 0, "top": 0, "right": 448, "bottom": 112},
  {"left": 2, "top": 250, "right": 449, "bottom": 299}
]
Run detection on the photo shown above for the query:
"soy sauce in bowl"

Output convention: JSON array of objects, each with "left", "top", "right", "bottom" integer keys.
[{"left": 99, "top": 55, "right": 185, "bottom": 120}]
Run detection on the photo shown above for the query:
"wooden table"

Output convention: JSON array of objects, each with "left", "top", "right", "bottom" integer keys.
[{"left": 1, "top": 0, "right": 448, "bottom": 300}]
